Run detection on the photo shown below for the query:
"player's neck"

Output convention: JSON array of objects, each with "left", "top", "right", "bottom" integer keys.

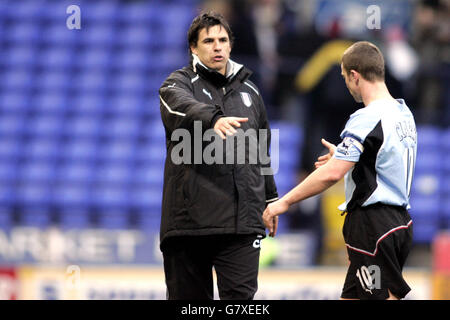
[{"left": 361, "top": 81, "right": 395, "bottom": 107}]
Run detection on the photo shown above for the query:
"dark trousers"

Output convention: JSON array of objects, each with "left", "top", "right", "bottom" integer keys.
[{"left": 162, "top": 234, "right": 262, "bottom": 300}]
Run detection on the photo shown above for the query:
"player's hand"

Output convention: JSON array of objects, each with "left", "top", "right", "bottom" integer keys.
[
  {"left": 314, "top": 138, "right": 336, "bottom": 169},
  {"left": 263, "top": 199, "right": 289, "bottom": 237},
  {"left": 214, "top": 117, "right": 248, "bottom": 139}
]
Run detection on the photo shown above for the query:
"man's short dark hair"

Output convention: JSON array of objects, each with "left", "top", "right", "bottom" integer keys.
[
  {"left": 187, "top": 11, "right": 234, "bottom": 55},
  {"left": 342, "top": 41, "right": 385, "bottom": 82}
]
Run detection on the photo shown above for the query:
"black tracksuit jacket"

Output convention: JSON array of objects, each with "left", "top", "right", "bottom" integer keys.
[{"left": 158, "top": 57, "right": 278, "bottom": 248}]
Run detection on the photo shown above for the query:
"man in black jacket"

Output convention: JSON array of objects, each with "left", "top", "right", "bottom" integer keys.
[{"left": 159, "top": 12, "right": 278, "bottom": 300}]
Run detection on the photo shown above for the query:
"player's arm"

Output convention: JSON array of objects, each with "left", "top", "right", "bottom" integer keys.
[{"left": 263, "top": 156, "right": 354, "bottom": 236}]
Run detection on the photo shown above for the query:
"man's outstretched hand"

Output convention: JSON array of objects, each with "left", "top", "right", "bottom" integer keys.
[
  {"left": 213, "top": 117, "right": 248, "bottom": 139},
  {"left": 314, "top": 138, "right": 336, "bottom": 169}
]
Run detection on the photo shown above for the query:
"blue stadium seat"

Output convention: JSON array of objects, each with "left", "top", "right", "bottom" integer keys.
[
  {"left": 411, "top": 172, "right": 440, "bottom": 197},
  {"left": 136, "top": 212, "right": 161, "bottom": 231},
  {"left": 443, "top": 128, "right": 450, "bottom": 151},
  {"left": 130, "top": 187, "right": 161, "bottom": 211},
  {"left": 62, "top": 139, "right": 98, "bottom": 162},
  {"left": 38, "top": 48, "right": 73, "bottom": 70},
  {"left": 41, "top": 24, "right": 79, "bottom": 46},
  {"left": 32, "top": 92, "right": 67, "bottom": 114},
  {"left": 64, "top": 116, "right": 101, "bottom": 139},
  {"left": 0, "top": 139, "right": 21, "bottom": 161},
  {"left": 56, "top": 163, "right": 94, "bottom": 184},
  {"left": 274, "top": 168, "right": 297, "bottom": 191},
  {"left": 94, "top": 163, "right": 132, "bottom": 185},
  {"left": 97, "top": 211, "right": 129, "bottom": 230},
  {"left": 135, "top": 144, "right": 166, "bottom": 165},
  {"left": 76, "top": 48, "right": 112, "bottom": 70},
  {"left": 106, "top": 95, "right": 143, "bottom": 116},
  {"left": 117, "top": 2, "right": 152, "bottom": 23},
  {"left": 442, "top": 197, "right": 450, "bottom": 219},
  {"left": 3, "top": 45, "right": 37, "bottom": 68},
  {"left": 442, "top": 176, "right": 450, "bottom": 195},
  {"left": 417, "top": 126, "right": 440, "bottom": 150},
  {"left": 410, "top": 217, "right": 439, "bottom": 244},
  {"left": 0, "top": 92, "right": 30, "bottom": 113},
  {"left": 112, "top": 72, "right": 147, "bottom": 94},
  {"left": 275, "top": 214, "right": 289, "bottom": 233},
  {"left": 73, "top": 71, "right": 109, "bottom": 93},
  {"left": 274, "top": 122, "right": 303, "bottom": 145},
  {"left": 16, "top": 183, "right": 52, "bottom": 206},
  {"left": 140, "top": 120, "right": 166, "bottom": 143},
  {"left": 20, "top": 207, "right": 52, "bottom": 228},
  {"left": 134, "top": 166, "right": 164, "bottom": 187},
  {"left": 91, "top": 186, "right": 129, "bottom": 208},
  {"left": 116, "top": 25, "right": 152, "bottom": 47},
  {"left": 153, "top": 5, "right": 194, "bottom": 48},
  {"left": 0, "top": 161, "right": 17, "bottom": 181},
  {"left": 97, "top": 140, "right": 136, "bottom": 163},
  {"left": 143, "top": 95, "right": 162, "bottom": 117},
  {"left": 278, "top": 149, "right": 300, "bottom": 168},
  {"left": 20, "top": 161, "right": 55, "bottom": 182},
  {"left": 59, "top": 208, "right": 91, "bottom": 230},
  {"left": 69, "top": 93, "right": 105, "bottom": 115},
  {"left": 443, "top": 154, "right": 450, "bottom": 173},
  {"left": 0, "top": 115, "right": 24, "bottom": 137},
  {"left": 26, "top": 115, "right": 62, "bottom": 137},
  {"left": 53, "top": 184, "right": 91, "bottom": 207},
  {"left": 80, "top": 1, "right": 118, "bottom": 22},
  {"left": 3, "top": 1, "right": 43, "bottom": 20},
  {"left": 39, "top": 71, "right": 71, "bottom": 91},
  {"left": 148, "top": 75, "right": 166, "bottom": 93},
  {"left": 0, "top": 183, "right": 16, "bottom": 206},
  {"left": 0, "top": 209, "right": 12, "bottom": 230},
  {"left": 415, "top": 151, "right": 440, "bottom": 172},
  {"left": 409, "top": 195, "right": 440, "bottom": 219},
  {"left": 4, "top": 22, "right": 41, "bottom": 44},
  {"left": 100, "top": 118, "right": 140, "bottom": 140},
  {"left": 112, "top": 49, "right": 150, "bottom": 70},
  {"left": 1, "top": 69, "right": 34, "bottom": 91},
  {"left": 79, "top": 24, "right": 116, "bottom": 47},
  {"left": 24, "top": 138, "right": 60, "bottom": 161},
  {"left": 151, "top": 49, "right": 187, "bottom": 72}
]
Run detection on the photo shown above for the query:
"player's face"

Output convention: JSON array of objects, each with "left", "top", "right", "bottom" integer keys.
[
  {"left": 191, "top": 25, "right": 231, "bottom": 76},
  {"left": 341, "top": 63, "right": 362, "bottom": 103}
]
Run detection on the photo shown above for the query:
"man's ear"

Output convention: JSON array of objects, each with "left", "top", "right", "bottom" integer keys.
[
  {"left": 190, "top": 45, "right": 197, "bottom": 56},
  {"left": 350, "top": 70, "right": 359, "bottom": 84}
]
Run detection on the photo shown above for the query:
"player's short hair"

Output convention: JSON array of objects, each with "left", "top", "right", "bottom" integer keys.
[
  {"left": 341, "top": 41, "right": 385, "bottom": 82},
  {"left": 187, "top": 11, "right": 234, "bottom": 54}
]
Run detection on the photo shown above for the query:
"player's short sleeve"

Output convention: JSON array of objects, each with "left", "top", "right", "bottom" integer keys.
[{"left": 333, "top": 109, "right": 381, "bottom": 162}]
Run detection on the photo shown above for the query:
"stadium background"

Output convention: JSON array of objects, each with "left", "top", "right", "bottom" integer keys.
[{"left": 0, "top": 0, "right": 448, "bottom": 299}]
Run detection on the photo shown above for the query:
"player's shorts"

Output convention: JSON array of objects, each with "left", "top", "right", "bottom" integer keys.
[{"left": 341, "top": 202, "right": 413, "bottom": 300}]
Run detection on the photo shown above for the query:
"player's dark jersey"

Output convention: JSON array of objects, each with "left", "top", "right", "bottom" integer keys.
[{"left": 334, "top": 98, "right": 417, "bottom": 213}]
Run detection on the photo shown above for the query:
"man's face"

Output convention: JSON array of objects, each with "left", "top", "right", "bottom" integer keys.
[
  {"left": 191, "top": 24, "right": 231, "bottom": 76},
  {"left": 341, "top": 63, "right": 362, "bottom": 103}
]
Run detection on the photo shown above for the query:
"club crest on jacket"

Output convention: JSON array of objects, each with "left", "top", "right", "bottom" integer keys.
[{"left": 240, "top": 92, "right": 252, "bottom": 107}]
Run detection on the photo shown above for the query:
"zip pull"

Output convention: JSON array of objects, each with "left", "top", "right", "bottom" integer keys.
[{"left": 222, "top": 87, "right": 226, "bottom": 95}]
